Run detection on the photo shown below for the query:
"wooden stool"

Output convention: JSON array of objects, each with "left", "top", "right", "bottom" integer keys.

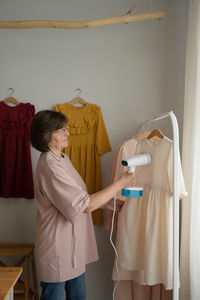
[{"left": 0, "top": 243, "right": 39, "bottom": 300}]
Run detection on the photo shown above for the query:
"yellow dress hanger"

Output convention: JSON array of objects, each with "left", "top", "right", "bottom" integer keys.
[{"left": 69, "top": 88, "right": 87, "bottom": 106}]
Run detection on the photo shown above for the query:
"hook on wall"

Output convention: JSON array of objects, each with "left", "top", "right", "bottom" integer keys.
[
  {"left": 3, "top": 87, "right": 20, "bottom": 105},
  {"left": 74, "top": 88, "right": 81, "bottom": 98},
  {"left": 70, "top": 88, "right": 86, "bottom": 106},
  {"left": 7, "top": 87, "right": 14, "bottom": 97}
]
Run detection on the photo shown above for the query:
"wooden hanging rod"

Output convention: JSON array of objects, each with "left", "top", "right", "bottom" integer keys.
[{"left": 0, "top": 11, "right": 165, "bottom": 29}]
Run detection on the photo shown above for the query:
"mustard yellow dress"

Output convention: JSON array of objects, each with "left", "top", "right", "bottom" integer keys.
[{"left": 54, "top": 102, "right": 112, "bottom": 225}]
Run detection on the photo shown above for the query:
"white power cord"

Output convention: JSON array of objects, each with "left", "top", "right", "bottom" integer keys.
[{"left": 109, "top": 194, "right": 120, "bottom": 300}]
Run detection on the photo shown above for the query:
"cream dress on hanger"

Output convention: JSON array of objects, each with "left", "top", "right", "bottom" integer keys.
[{"left": 113, "top": 137, "right": 187, "bottom": 290}]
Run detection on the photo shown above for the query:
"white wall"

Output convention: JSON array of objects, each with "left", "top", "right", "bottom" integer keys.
[{"left": 0, "top": 0, "right": 188, "bottom": 299}]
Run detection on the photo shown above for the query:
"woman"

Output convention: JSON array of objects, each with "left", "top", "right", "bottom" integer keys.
[{"left": 30, "top": 110, "right": 136, "bottom": 300}]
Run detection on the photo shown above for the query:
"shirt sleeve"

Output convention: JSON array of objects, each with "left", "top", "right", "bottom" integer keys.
[
  {"left": 39, "top": 162, "right": 90, "bottom": 223},
  {"left": 96, "top": 108, "right": 112, "bottom": 155}
]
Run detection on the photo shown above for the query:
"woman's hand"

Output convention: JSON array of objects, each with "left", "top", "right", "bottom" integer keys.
[
  {"left": 119, "top": 171, "right": 137, "bottom": 188},
  {"left": 86, "top": 172, "right": 137, "bottom": 214},
  {"left": 104, "top": 199, "right": 125, "bottom": 212}
]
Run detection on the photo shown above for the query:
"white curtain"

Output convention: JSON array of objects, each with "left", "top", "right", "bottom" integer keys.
[{"left": 180, "top": 1, "right": 200, "bottom": 299}]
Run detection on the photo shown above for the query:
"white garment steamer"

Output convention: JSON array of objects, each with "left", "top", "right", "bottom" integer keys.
[{"left": 121, "top": 153, "right": 151, "bottom": 197}]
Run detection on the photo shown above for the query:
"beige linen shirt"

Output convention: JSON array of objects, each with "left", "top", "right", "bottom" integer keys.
[{"left": 35, "top": 152, "right": 98, "bottom": 282}]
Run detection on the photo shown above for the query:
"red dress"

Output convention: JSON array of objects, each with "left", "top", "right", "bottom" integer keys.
[{"left": 0, "top": 101, "right": 35, "bottom": 198}]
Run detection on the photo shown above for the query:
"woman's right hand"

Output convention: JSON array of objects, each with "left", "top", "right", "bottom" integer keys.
[
  {"left": 120, "top": 171, "right": 137, "bottom": 188},
  {"left": 86, "top": 172, "right": 137, "bottom": 214}
]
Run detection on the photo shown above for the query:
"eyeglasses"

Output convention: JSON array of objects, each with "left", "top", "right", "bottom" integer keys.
[{"left": 53, "top": 125, "right": 69, "bottom": 134}]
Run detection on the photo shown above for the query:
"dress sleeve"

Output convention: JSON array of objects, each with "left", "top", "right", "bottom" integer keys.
[
  {"left": 40, "top": 162, "right": 90, "bottom": 223},
  {"left": 96, "top": 109, "right": 112, "bottom": 155},
  {"left": 105, "top": 143, "right": 122, "bottom": 231},
  {"left": 26, "top": 104, "right": 35, "bottom": 130},
  {"left": 105, "top": 139, "right": 138, "bottom": 230},
  {"left": 114, "top": 139, "right": 138, "bottom": 200},
  {"left": 167, "top": 145, "right": 187, "bottom": 198},
  {"left": 114, "top": 144, "right": 129, "bottom": 201}
]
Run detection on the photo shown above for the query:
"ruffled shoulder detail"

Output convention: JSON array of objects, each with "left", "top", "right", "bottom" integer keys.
[
  {"left": 67, "top": 103, "right": 101, "bottom": 135},
  {"left": 0, "top": 102, "right": 35, "bottom": 129},
  {"left": 84, "top": 103, "right": 100, "bottom": 127},
  {"left": 88, "top": 103, "right": 100, "bottom": 113}
]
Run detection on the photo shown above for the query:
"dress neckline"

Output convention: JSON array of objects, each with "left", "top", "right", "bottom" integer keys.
[
  {"left": 145, "top": 136, "right": 166, "bottom": 148},
  {"left": 0, "top": 101, "right": 23, "bottom": 110},
  {"left": 65, "top": 102, "right": 89, "bottom": 111}
]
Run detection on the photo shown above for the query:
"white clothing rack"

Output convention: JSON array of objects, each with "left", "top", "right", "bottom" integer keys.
[{"left": 138, "top": 111, "right": 179, "bottom": 300}]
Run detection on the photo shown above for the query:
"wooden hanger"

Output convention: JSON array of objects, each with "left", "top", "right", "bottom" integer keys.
[
  {"left": 69, "top": 88, "right": 87, "bottom": 106},
  {"left": 135, "top": 130, "right": 151, "bottom": 142},
  {"left": 147, "top": 129, "right": 164, "bottom": 140},
  {"left": 3, "top": 88, "right": 20, "bottom": 105}
]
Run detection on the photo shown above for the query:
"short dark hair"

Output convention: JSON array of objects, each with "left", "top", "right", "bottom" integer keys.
[{"left": 30, "top": 110, "right": 67, "bottom": 152}]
